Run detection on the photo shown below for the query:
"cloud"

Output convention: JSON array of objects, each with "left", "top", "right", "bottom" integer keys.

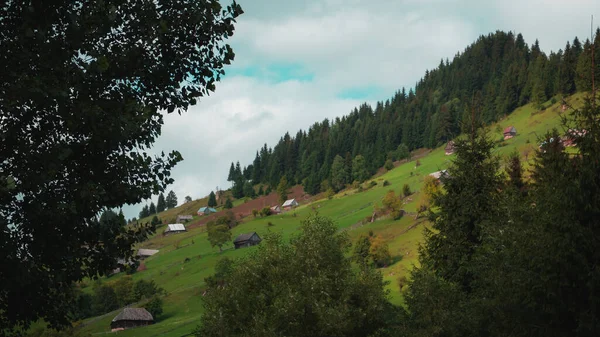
[{"left": 121, "top": 0, "right": 600, "bottom": 219}]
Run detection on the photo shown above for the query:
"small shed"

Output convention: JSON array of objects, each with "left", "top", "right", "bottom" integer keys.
[
  {"left": 110, "top": 308, "right": 154, "bottom": 331},
  {"left": 503, "top": 126, "right": 517, "bottom": 140},
  {"left": 164, "top": 223, "right": 186, "bottom": 236},
  {"left": 282, "top": 199, "right": 299, "bottom": 211},
  {"left": 176, "top": 215, "right": 193, "bottom": 223},
  {"left": 270, "top": 205, "right": 282, "bottom": 214},
  {"left": 429, "top": 170, "right": 449, "bottom": 181},
  {"left": 233, "top": 232, "right": 262, "bottom": 249},
  {"left": 198, "top": 207, "right": 217, "bottom": 216},
  {"left": 444, "top": 141, "right": 455, "bottom": 155},
  {"left": 137, "top": 249, "right": 159, "bottom": 260}
]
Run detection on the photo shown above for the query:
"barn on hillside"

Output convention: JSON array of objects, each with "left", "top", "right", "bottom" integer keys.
[
  {"left": 282, "top": 199, "right": 299, "bottom": 211},
  {"left": 503, "top": 126, "right": 517, "bottom": 140},
  {"left": 198, "top": 207, "right": 217, "bottom": 216},
  {"left": 233, "top": 232, "right": 262, "bottom": 249},
  {"left": 164, "top": 223, "right": 186, "bottom": 236},
  {"left": 176, "top": 215, "right": 193, "bottom": 223},
  {"left": 270, "top": 205, "right": 282, "bottom": 214},
  {"left": 110, "top": 308, "right": 154, "bottom": 331}
]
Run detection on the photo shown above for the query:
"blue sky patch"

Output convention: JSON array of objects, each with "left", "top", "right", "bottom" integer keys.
[
  {"left": 336, "top": 85, "right": 384, "bottom": 100},
  {"left": 226, "top": 62, "right": 314, "bottom": 83}
]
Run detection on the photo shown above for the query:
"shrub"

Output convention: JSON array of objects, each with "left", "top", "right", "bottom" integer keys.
[
  {"left": 252, "top": 209, "right": 259, "bottom": 218},
  {"left": 382, "top": 180, "right": 390, "bottom": 187},
  {"left": 144, "top": 296, "right": 164, "bottom": 319},
  {"left": 369, "top": 181, "right": 377, "bottom": 188},
  {"left": 352, "top": 180, "right": 360, "bottom": 189},
  {"left": 260, "top": 207, "right": 271, "bottom": 217},
  {"left": 551, "top": 97, "right": 557, "bottom": 104},
  {"left": 184, "top": 257, "right": 191, "bottom": 263},
  {"left": 384, "top": 159, "right": 394, "bottom": 171},
  {"left": 326, "top": 188, "right": 335, "bottom": 200},
  {"left": 402, "top": 184, "right": 411, "bottom": 197},
  {"left": 267, "top": 221, "right": 275, "bottom": 227},
  {"left": 415, "top": 159, "right": 421, "bottom": 167},
  {"left": 397, "top": 275, "right": 409, "bottom": 292}
]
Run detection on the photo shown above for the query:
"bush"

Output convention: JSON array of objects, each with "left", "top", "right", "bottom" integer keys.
[
  {"left": 402, "top": 184, "right": 411, "bottom": 197},
  {"left": 369, "top": 181, "right": 377, "bottom": 188},
  {"left": 551, "top": 97, "right": 557, "bottom": 104},
  {"left": 382, "top": 180, "right": 390, "bottom": 187},
  {"left": 352, "top": 180, "right": 360, "bottom": 189},
  {"left": 144, "top": 296, "right": 164, "bottom": 319},
  {"left": 252, "top": 209, "right": 259, "bottom": 218},
  {"left": 267, "top": 221, "right": 275, "bottom": 227},
  {"left": 415, "top": 159, "right": 421, "bottom": 167},
  {"left": 260, "top": 207, "right": 271, "bottom": 217},
  {"left": 326, "top": 188, "right": 335, "bottom": 200},
  {"left": 384, "top": 159, "right": 394, "bottom": 171}
]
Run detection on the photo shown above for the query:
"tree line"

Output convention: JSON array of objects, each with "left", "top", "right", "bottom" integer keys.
[
  {"left": 227, "top": 29, "right": 600, "bottom": 196},
  {"left": 138, "top": 190, "right": 178, "bottom": 219}
]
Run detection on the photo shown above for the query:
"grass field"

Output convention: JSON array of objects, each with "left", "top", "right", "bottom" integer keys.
[{"left": 78, "top": 94, "right": 584, "bottom": 337}]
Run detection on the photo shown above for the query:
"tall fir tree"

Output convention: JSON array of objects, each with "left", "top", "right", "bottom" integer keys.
[
  {"left": 156, "top": 193, "right": 166, "bottom": 213},
  {"left": 208, "top": 191, "right": 217, "bottom": 208}
]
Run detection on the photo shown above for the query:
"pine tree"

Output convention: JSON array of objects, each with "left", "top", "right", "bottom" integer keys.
[
  {"left": 149, "top": 202, "right": 156, "bottom": 214},
  {"left": 224, "top": 197, "right": 233, "bottom": 209},
  {"left": 277, "top": 176, "right": 290, "bottom": 204},
  {"left": 208, "top": 191, "right": 217, "bottom": 207},
  {"left": 165, "top": 190, "right": 178, "bottom": 208},
  {"left": 156, "top": 193, "right": 166, "bottom": 213},
  {"left": 419, "top": 127, "right": 502, "bottom": 290},
  {"left": 227, "top": 162, "right": 235, "bottom": 182}
]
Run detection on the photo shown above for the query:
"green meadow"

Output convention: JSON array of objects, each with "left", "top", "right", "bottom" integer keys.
[{"left": 80, "top": 94, "right": 584, "bottom": 337}]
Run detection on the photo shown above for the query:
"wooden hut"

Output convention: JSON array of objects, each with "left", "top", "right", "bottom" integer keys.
[
  {"left": 110, "top": 308, "right": 154, "bottom": 331},
  {"left": 233, "top": 232, "right": 262, "bottom": 249}
]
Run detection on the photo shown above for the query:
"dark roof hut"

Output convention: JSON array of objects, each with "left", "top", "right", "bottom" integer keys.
[{"left": 110, "top": 308, "right": 154, "bottom": 331}]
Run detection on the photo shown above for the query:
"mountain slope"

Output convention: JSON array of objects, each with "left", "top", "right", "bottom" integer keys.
[{"left": 77, "top": 92, "right": 585, "bottom": 337}]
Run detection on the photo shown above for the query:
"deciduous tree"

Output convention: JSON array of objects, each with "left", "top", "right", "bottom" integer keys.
[{"left": 0, "top": 1, "right": 242, "bottom": 332}]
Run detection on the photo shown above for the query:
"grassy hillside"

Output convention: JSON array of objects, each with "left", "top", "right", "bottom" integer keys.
[{"left": 79, "top": 94, "right": 584, "bottom": 337}]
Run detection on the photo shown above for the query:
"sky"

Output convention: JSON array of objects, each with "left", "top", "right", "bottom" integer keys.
[{"left": 122, "top": 0, "right": 599, "bottom": 219}]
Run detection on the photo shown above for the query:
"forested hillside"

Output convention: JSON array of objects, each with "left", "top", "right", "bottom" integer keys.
[{"left": 228, "top": 30, "right": 600, "bottom": 195}]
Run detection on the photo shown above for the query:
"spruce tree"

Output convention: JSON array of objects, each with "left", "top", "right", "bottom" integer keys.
[
  {"left": 227, "top": 162, "right": 235, "bottom": 182},
  {"left": 149, "top": 202, "right": 156, "bottom": 214},
  {"left": 224, "top": 197, "right": 233, "bottom": 209},
  {"left": 208, "top": 191, "right": 217, "bottom": 208},
  {"left": 156, "top": 193, "right": 166, "bottom": 213},
  {"left": 165, "top": 190, "right": 178, "bottom": 208},
  {"left": 418, "top": 128, "right": 502, "bottom": 290}
]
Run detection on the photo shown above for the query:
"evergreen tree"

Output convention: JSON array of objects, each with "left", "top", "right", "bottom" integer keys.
[
  {"left": 224, "top": 197, "right": 233, "bottom": 209},
  {"left": 227, "top": 162, "right": 235, "bottom": 182},
  {"left": 576, "top": 40, "right": 593, "bottom": 92},
  {"left": 165, "top": 190, "right": 178, "bottom": 208},
  {"left": 257, "top": 185, "right": 264, "bottom": 196},
  {"left": 207, "top": 191, "right": 217, "bottom": 208},
  {"left": 156, "top": 193, "right": 166, "bottom": 213},
  {"left": 330, "top": 155, "right": 348, "bottom": 191},
  {"left": 243, "top": 181, "right": 256, "bottom": 198},
  {"left": 352, "top": 155, "right": 369, "bottom": 182},
  {"left": 149, "top": 202, "right": 156, "bottom": 214},
  {"left": 277, "top": 176, "right": 290, "bottom": 204}
]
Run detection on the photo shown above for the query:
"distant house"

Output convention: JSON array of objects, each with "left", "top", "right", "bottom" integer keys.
[
  {"left": 233, "top": 232, "right": 262, "bottom": 249},
  {"left": 137, "top": 249, "right": 159, "bottom": 260},
  {"left": 176, "top": 215, "right": 193, "bottom": 223},
  {"left": 164, "top": 223, "right": 186, "bottom": 236},
  {"left": 445, "top": 141, "right": 455, "bottom": 155},
  {"left": 197, "top": 207, "right": 217, "bottom": 216},
  {"left": 110, "top": 308, "right": 154, "bottom": 331},
  {"left": 282, "top": 199, "right": 299, "bottom": 211},
  {"left": 270, "top": 205, "right": 282, "bottom": 214},
  {"left": 429, "top": 170, "right": 449, "bottom": 181},
  {"left": 503, "top": 126, "right": 517, "bottom": 140}
]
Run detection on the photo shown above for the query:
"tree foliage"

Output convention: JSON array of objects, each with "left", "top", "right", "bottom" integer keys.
[
  {"left": 277, "top": 176, "right": 290, "bottom": 204},
  {"left": 0, "top": 0, "right": 242, "bottom": 332},
  {"left": 196, "top": 213, "right": 398, "bottom": 337}
]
